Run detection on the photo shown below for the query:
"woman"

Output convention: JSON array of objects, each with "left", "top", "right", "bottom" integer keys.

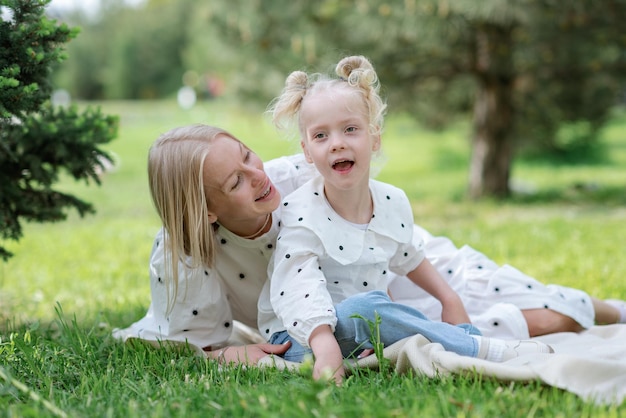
[{"left": 113, "top": 123, "right": 624, "bottom": 364}]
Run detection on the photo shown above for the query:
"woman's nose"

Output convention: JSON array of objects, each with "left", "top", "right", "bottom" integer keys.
[{"left": 249, "top": 167, "right": 265, "bottom": 186}]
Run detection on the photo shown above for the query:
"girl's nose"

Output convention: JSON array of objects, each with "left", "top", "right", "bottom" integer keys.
[{"left": 330, "top": 134, "right": 346, "bottom": 152}]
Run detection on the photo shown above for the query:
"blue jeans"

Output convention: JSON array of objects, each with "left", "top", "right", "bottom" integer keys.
[{"left": 270, "top": 290, "right": 481, "bottom": 362}]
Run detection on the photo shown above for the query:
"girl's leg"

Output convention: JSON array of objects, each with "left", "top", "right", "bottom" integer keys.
[
  {"left": 335, "top": 291, "right": 553, "bottom": 361},
  {"left": 334, "top": 290, "right": 481, "bottom": 358},
  {"left": 269, "top": 330, "right": 312, "bottom": 362}
]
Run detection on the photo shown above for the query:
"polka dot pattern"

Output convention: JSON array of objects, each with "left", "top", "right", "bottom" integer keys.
[
  {"left": 264, "top": 177, "right": 423, "bottom": 346},
  {"left": 129, "top": 154, "right": 318, "bottom": 350}
]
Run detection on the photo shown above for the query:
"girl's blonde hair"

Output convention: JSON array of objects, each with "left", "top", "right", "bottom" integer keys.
[
  {"left": 270, "top": 55, "right": 387, "bottom": 138},
  {"left": 148, "top": 124, "right": 236, "bottom": 314}
]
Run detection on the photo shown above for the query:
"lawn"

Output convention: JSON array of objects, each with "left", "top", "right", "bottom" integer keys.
[{"left": 1, "top": 99, "right": 625, "bottom": 417}]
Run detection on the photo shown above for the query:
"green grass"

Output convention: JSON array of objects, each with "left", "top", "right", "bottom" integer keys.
[{"left": 1, "top": 100, "right": 625, "bottom": 417}]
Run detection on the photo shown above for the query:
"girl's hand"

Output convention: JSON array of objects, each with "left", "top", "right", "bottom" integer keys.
[
  {"left": 440, "top": 293, "right": 471, "bottom": 325},
  {"left": 313, "top": 352, "right": 345, "bottom": 384},
  {"left": 407, "top": 259, "right": 471, "bottom": 325},
  {"left": 309, "top": 325, "right": 345, "bottom": 385},
  {"left": 357, "top": 348, "right": 375, "bottom": 359}
]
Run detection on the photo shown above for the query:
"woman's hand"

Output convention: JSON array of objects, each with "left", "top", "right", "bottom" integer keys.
[{"left": 207, "top": 341, "right": 291, "bottom": 365}]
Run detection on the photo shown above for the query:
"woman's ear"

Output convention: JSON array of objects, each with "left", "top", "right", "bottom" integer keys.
[
  {"left": 207, "top": 211, "right": 218, "bottom": 224},
  {"left": 301, "top": 140, "right": 314, "bottom": 164}
]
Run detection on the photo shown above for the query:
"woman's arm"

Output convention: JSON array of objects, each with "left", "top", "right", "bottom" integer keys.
[
  {"left": 207, "top": 341, "right": 292, "bottom": 364},
  {"left": 114, "top": 229, "right": 235, "bottom": 352}
]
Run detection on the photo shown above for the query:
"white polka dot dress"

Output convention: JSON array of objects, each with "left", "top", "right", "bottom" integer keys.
[{"left": 389, "top": 225, "right": 595, "bottom": 339}]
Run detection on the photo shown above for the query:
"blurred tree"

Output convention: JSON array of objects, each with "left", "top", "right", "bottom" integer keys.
[
  {"left": 200, "top": 1, "right": 328, "bottom": 105},
  {"left": 206, "top": 0, "right": 626, "bottom": 198},
  {"left": 109, "top": 0, "right": 192, "bottom": 99},
  {"left": 0, "top": 0, "right": 118, "bottom": 260},
  {"left": 49, "top": 0, "right": 129, "bottom": 100},
  {"left": 181, "top": 4, "right": 241, "bottom": 100},
  {"left": 53, "top": 0, "right": 191, "bottom": 100}
]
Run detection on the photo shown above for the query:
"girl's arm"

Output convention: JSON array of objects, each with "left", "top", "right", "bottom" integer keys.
[
  {"left": 406, "top": 258, "right": 471, "bottom": 325},
  {"left": 309, "top": 325, "right": 345, "bottom": 384}
]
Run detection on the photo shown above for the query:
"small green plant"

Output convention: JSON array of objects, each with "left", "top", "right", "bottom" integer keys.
[{"left": 350, "top": 311, "right": 391, "bottom": 373}]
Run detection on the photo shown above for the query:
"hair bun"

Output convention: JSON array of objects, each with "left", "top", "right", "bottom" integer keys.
[
  {"left": 285, "top": 71, "right": 308, "bottom": 89},
  {"left": 336, "top": 56, "right": 377, "bottom": 88}
]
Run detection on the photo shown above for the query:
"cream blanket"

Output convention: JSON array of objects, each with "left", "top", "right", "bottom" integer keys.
[{"left": 258, "top": 324, "right": 626, "bottom": 405}]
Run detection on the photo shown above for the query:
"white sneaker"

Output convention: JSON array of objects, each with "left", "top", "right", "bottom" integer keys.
[{"left": 501, "top": 340, "right": 554, "bottom": 361}]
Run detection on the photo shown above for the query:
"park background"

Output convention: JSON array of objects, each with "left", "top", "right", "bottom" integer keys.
[{"left": 1, "top": 0, "right": 625, "bottom": 416}]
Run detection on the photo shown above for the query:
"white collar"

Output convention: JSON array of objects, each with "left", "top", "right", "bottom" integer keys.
[{"left": 280, "top": 176, "right": 413, "bottom": 263}]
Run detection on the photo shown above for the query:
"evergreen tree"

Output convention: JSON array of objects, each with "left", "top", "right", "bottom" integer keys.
[{"left": 0, "top": 0, "right": 118, "bottom": 260}]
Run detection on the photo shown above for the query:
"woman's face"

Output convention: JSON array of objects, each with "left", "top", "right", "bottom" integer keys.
[{"left": 203, "top": 134, "right": 281, "bottom": 229}]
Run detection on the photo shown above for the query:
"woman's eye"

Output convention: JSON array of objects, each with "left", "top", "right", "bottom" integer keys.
[
  {"left": 244, "top": 150, "right": 251, "bottom": 162},
  {"left": 231, "top": 174, "right": 242, "bottom": 190}
]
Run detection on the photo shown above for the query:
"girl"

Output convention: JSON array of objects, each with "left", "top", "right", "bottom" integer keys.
[{"left": 258, "top": 56, "right": 556, "bottom": 383}]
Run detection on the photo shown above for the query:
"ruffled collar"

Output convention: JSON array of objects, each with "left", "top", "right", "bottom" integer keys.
[{"left": 279, "top": 176, "right": 413, "bottom": 264}]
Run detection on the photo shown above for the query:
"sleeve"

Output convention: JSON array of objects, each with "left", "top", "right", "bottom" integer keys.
[
  {"left": 112, "top": 228, "right": 233, "bottom": 350},
  {"left": 269, "top": 225, "right": 336, "bottom": 348},
  {"left": 263, "top": 154, "right": 318, "bottom": 197},
  {"left": 388, "top": 193, "right": 425, "bottom": 276},
  {"left": 390, "top": 232, "right": 426, "bottom": 276}
]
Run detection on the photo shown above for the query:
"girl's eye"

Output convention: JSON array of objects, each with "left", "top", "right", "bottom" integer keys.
[
  {"left": 313, "top": 133, "right": 326, "bottom": 141},
  {"left": 346, "top": 126, "right": 357, "bottom": 133}
]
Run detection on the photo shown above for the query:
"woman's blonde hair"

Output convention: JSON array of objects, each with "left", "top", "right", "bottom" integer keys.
[
  {"left": 270, "top": 55, "right": 387, "bottom": 138},
  {"left": 148, "top": 124, "right": 236, "bottom": 313}
]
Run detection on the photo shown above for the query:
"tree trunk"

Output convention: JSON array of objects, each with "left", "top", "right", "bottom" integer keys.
[{"left": 469, "top": 25, "right": 515, "bottom": 199}]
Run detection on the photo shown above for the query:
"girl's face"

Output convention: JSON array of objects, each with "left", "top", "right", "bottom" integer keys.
[
  {"left": 203, "top": 134, "right": 281, "bottom": 230},
  {"left": 300, "top": 88, "right": 380, "bottom": 193}
]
